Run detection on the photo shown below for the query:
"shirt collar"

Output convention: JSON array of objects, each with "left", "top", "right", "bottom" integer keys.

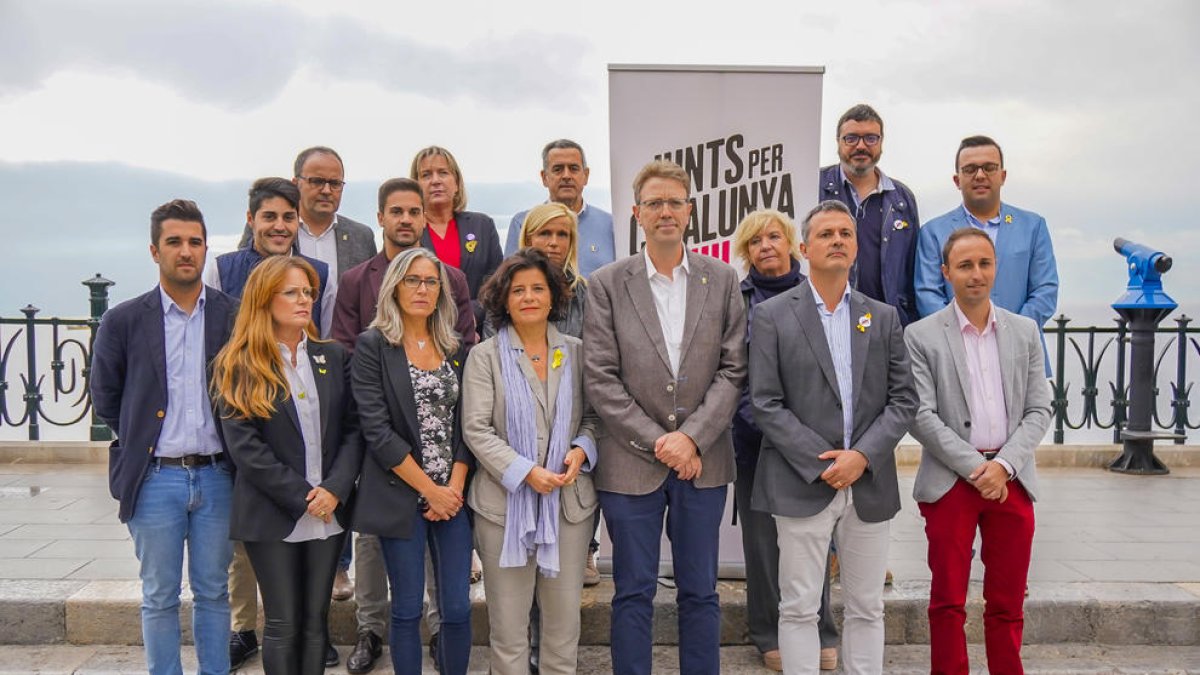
[
  {"left": 953, "top": 300, "right": 997, "bottom": 336},
  {"left": 158, "top": 285, "right": 207, "bottom": 317},
  {"left": 961, "top": 205, "right": 1002, "bottom": 228},
  {"left": 837, "top": 165, "right": 896, "bottom": 195},
  {"left": 278, "top": 334, "right": 310, "bottom": 361},
  {"left": 643, "top": 246, "right": 689, "bottom": 279},
  {"left": 807, "top": 281, "right": 851, "bottom": 314},
  {"left": 300, "top": 214, "right": 339, "bottom": 238}
]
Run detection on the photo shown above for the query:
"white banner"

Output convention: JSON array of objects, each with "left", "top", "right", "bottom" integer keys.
[{"left": 608, "top": 64, "right": 824, "bottom": 269}]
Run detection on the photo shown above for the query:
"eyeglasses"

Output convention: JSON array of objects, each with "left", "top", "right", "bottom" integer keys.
[
  {"left": 840, "top": 134, "right": 881, "bottom": 147},
  {"left": 277, "top": 287, "right": 316, "bottom": 300},
  {"left": 639, "top": 198, "right": 689, "bottom": 212},
  {"left": 401, "top": 276, "right": 441, "bottom": 290},
  {"left": 297, "top": 176, "right": 346, "bottom": 191},
  {"left": 959, "top": 163, "right": 1002, "bottom": 176}
]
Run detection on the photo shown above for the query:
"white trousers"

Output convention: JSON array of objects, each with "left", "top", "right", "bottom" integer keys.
[{"left": 775, "top": 488, "right": 890, "bottom": 675}]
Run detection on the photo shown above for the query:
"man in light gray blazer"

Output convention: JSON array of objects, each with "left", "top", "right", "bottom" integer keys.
[
  {"left": 904, "top": 227, "right": 1050, "bottom": 675},
  {"left": 749, "top": 200, "right": 916, "bottom": 675},
  {"left": 584, "top": 159, "right": 746, "bottom": 675}
]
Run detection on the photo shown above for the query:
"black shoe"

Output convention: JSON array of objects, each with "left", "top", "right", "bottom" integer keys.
[
  {"left": 325, "top": 641, "right": 340, "bottom": 668},
  {"left": 429, "top": 632, "right": 440, "bottom": 671},
  {"left": 229, "top": 630, "right": 259, "bottom": 670},
  {"left": 347, "top": 630, "right": 383, "bottom": 674}
]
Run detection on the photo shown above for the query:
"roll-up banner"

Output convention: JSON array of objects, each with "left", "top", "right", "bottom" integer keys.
[
  {"left": 608, "top": 64, "right": 825, "bottom": 270},
  {"left": 603, "top": 64, "right": 824, "bottom": 577}
]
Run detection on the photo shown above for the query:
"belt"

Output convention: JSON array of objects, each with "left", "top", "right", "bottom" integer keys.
[
  {"left": 978, "top": 448, "right": 1000, "bottom": 460},
  {"left": 156, "top": 453, "right": 225, "bottom": 467}
]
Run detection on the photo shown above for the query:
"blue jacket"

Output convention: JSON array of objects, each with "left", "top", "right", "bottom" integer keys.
[
  {"left": 90, "top": 286, "right": 238, "bottom": 522},
  {"left": 819, "top": 164, "right": 921, "bottom": 325},
  {"left": 216, "top": 247, "right": 329, "bottom": 324},
  {"left": 915, "top": 202, "right": 1059, "bottom": 372}
]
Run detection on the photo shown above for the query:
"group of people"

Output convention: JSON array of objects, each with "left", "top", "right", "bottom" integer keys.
[{"left": 89, "top": 102, "right": 1059, "bottom": 675}]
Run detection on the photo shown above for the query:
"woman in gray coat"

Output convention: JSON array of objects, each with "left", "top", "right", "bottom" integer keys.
[{"left": 462, "top": 249, "right": 598, "bottom": 675}]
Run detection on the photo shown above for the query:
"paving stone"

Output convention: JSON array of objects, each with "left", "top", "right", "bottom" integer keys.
[
  {"left": 0, "top": 579, "right": 88, "bottom": 644},
  {"left": 33, "top": 540, "right": 134, "bottom": 560}
]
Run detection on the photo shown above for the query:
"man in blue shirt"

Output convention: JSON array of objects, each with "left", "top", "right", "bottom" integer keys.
[
  {"left": 91, "top": 199, "right": 238, "bottom": 675},
  {"left": 914, "top": 135, "right": 1059, "bottom": 372},
  {"left": 505, "top": 139, "right": 615, "bottom": 278},
  {"left": 819, "top": 104, "right": 921, "bottom": 326}
]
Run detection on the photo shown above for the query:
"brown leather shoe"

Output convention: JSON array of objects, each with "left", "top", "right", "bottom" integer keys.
[
  {"left": 820, "top": 647, "right": 838, "bottom": 670},
  {"left": 762, "top": 649, "right": 782, "bottom": 671},
  {"left": 332, "top": 567, "right": 353, "bottom": 601}
]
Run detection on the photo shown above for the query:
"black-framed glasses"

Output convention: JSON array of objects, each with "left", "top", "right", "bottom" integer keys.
[
  {"left": 959, "top": 163, "right": 1001, "bottom": 176},
  {"left": 297, "top": 176, "right": 346, "bottom": 191},
  {"left": 840, "top": 134, "right": 881, "bottom": 147},
  {"left": 401, "top": 276, "right": 441, "bottom": 290},
  {"left": 639, "top": 198, "right": 689, "bottom": 212}
]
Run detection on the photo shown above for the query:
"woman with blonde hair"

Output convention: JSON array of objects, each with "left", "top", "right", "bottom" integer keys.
[
  {"left": 411, "top": 145, "right": 503, "bottom": 328},
  {"left": 212, "top": 256, "right": 362, "bottom": 675},
  {"left": 350, "top": 247, "right": 474, "bottom": 675},
  {"left": 483, "top": 201, "right": 587, "bottom": 339}
]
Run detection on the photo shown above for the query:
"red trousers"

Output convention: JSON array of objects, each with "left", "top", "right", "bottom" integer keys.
[{"left": 919, "top": 478, "right": 1034, "bottom": 675}]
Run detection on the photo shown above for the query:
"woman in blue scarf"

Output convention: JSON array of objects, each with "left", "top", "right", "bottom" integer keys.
[{"left": 462, "top": 248, "right": 598, "bottom": 675}]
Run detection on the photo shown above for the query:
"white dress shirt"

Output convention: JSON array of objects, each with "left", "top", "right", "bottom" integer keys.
[
  {"left": 279, "top": 337, "right": 343, "bottom": 543},
  {"left": 297, "top": 217, "right": 340, "bottom": 337},
  {"left": 644, "top": 248, "right": 689, "bottom": 376}
]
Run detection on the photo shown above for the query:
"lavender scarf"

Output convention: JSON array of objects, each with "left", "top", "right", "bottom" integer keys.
[{"left": 497, "top": 327, "right": 574, "bottom": 577}]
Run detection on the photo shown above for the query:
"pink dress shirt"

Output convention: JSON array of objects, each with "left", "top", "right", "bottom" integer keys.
[{"left": 953, "top": 302, "right": 1013, "bottom": 476}]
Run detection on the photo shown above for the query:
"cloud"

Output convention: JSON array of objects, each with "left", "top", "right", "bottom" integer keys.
[{"left": 0, "top": 0, "right": 588, "bottom": 111}]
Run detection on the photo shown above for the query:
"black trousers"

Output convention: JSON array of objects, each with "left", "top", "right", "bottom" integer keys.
[{"left": 244, "top": 534, "right": 345, "bottom": 675}]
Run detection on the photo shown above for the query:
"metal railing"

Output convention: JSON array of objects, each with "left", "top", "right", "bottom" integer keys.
[{"left": 1, "top": 278, "right": 1196, "bottom": 446}]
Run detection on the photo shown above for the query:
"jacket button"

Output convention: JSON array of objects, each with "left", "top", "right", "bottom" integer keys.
[
  {"left": 667, "top": 413, "right": 676, "bottom": 422},
  {"left": 666, "top": 384, "right": 674, "bottom": 392},
  {"left": 156, "top": 410, "right": 165, "bottom": 419},
  {"left": 964, "top": 421, "right": 972, "bottom": 427},
  {"left": 147, "top": 446, "right": 153, "bottom": 454}
]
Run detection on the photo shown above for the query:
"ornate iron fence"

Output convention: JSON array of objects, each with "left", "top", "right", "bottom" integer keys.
[{"left": 1, "top": 278, "right": 1196, "bottom": 445}]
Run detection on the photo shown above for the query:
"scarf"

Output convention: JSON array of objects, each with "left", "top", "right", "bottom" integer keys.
[{"left": 497, "top": 327, "right": 574, "bottom": 577}]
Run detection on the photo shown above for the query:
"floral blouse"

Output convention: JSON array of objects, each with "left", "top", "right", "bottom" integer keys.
[{"left": 410, "top": 360, "right": 459, "bottom": 485}]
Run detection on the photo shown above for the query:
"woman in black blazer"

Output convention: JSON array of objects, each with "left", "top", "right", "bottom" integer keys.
[
  {"left": 350, "top": 248, "right": 474, "bottom": 675},
  {"left": 212, "top": 256, "right": 361, "bottom": 675},
  {"left": 411, "top": 145, "right": 503, "bottom": 328}
]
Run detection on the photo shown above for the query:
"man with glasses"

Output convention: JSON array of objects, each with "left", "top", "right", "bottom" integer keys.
[
  {"left": 239, "top": 146, "right": 377, "bottom": 338},
  {"left": 914, "top": 135, "right": 1059, "bottom": 373},
  {"left": 820, "top": 104, "right": 921, "bottom": 326},
  {"left": 584, "top": 159, "right": 746, "bottom": 675}
]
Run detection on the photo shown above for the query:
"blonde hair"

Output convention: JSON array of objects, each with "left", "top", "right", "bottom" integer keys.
[
  {"left": 370, "top": 248, "right": 460, "bottom": 356},
  {"left": 520, "top": 202, "right": 584, "bottom": 290},
  {"left": 409, "top": 145, "right": 468, "bottom": 212},
  {"left": 212, "top": 256, "right": 322, "bottom": 419},
  {"left": 632, "top": 159, "right": 690, "bottom": 203},
  {"left": 732, "top": 209, "right": 799, "bottom": 271}
]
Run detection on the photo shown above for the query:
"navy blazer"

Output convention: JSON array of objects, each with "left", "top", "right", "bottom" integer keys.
[
  {"left": 90, "top": 286, "right": 238, "bottom": 523},
  {"left": 350, "top": 328, "right": 471, "bottom": 540},
  {"left": 218, "top": 340, "right": 363, "bottom": 542},
  {"left": 420, "top": 210, "right": 503, "bottom": 327}
]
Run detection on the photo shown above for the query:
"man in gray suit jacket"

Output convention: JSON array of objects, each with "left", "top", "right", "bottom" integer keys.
[
  {"left": 584, "top": 159, "right": 746, "bottom": 675},
  {"left": 904, "top": 227, "right": 1050, "bottom": 675},
  {"left": 749, "top": 200, "right": 916, "bottom": 675},
  {"left": 237, "top": 146, "right": 377, "bottom": 337}
]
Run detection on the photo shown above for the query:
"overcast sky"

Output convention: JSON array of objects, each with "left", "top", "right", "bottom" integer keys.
[{"left": 2, "top": 0, "right": 1198, "bottom": 322}]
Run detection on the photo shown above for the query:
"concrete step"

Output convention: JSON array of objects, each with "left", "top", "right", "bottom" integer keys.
[
  {"left": 7, "top": 578, "right": 1199, "bottom": 648},
  {"left": 1, "top": 643, "right": 1199, "bottom": 674}
]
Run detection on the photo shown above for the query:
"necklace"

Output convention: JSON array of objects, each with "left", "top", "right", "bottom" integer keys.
[{"left": 406, "top": 336, "right": 430, "bottom": 350}]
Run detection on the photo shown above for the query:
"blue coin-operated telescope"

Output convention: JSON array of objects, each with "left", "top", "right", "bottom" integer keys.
[{"left": 1109, "top": 238, "right": 1182, "bottom": 475}]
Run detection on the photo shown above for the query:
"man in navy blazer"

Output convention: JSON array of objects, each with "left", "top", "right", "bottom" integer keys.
[
  {"left": 819, "top": 104, "right": 922, "bottom": 326},
  {"left": 91, "top": 199, "right": 238, "bottom": 675},
  {"left": 914, "top": 135, "right": 1059, "bottom": 372}
]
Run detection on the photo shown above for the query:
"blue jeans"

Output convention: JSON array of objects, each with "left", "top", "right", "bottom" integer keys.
[
  {"left": 600, "top": 474, "right": 727, "bottom": 675},
  {"left": 126, "top": 460, "right": 234, "bottom": 675},
  {"left": 378, "top": 509, "right": 473, "bottom": 675}
]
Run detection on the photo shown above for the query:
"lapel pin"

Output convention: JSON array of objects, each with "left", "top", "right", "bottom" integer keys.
[
  {"left": 856, "top": 312, "right": 872, "bottom": 333},
  {"left": 590, "top": 244, "right": 597, "bottom": 252},
  {"left": 342, "top": 233, "right": 348, "bottom": 241},
  {"left": 313, "top": 354, "right": 326, "bottom": 364},
  {"left": 318, "top": 368, "right": 328, "bottom": 375},
  {"left": 701, "top": 276, "right": 708, "bottom": 285},
  {"left": 466, "top": 241, "right": 478, "bottom": 253},
  {"left": 1004, "top": 214, "right": 1013, "bottom": 223}
]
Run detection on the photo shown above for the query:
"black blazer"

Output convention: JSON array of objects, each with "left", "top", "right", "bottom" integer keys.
[
  {"left": 350, "top": 327, "right": 471, "bottom": 540},
  {"left": 219, "top": 340, "right": 363, "bottom": 541},
  {"left": 90, "top": 286, "right": 237, "bottom": 523},
  {"left": 420, "top": 210, "right": 503, "bottom": 327}
]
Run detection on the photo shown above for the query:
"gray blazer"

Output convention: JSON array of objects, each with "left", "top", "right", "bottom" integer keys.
[
  {"left": 463, "top": 325, "right": 598, "bottom": 526},
  {"left": 583, "top": 251, "right": 746, "bottom": 494},
  {"left": 748, "top": 281, "right": 917, "bottom": 522},
  {"left": 904, "top": 304, "right": 1051, "bottom": 503},
  {"left": 238, "top": 214, "right": 377, "bottom": 281}
]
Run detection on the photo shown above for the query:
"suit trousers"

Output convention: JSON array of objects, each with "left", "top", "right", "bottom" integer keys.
[
  {"left": 229, "top": 542, "right": 259, "bottom": 632},
  {"left": 474, "top": 513, "right": 591, "bottom": 675},
  {"left": 600, "top": 473, "right": 727, "bottom": 675},
  {"left": 776, "top": 488, "right": 890, "bottom": 675},
  {"left": 919, "top": 479, "right": 1035, "bottom": 675},
  {"left": 734, "top": 462, "right": 839, "bottom": 655}
]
